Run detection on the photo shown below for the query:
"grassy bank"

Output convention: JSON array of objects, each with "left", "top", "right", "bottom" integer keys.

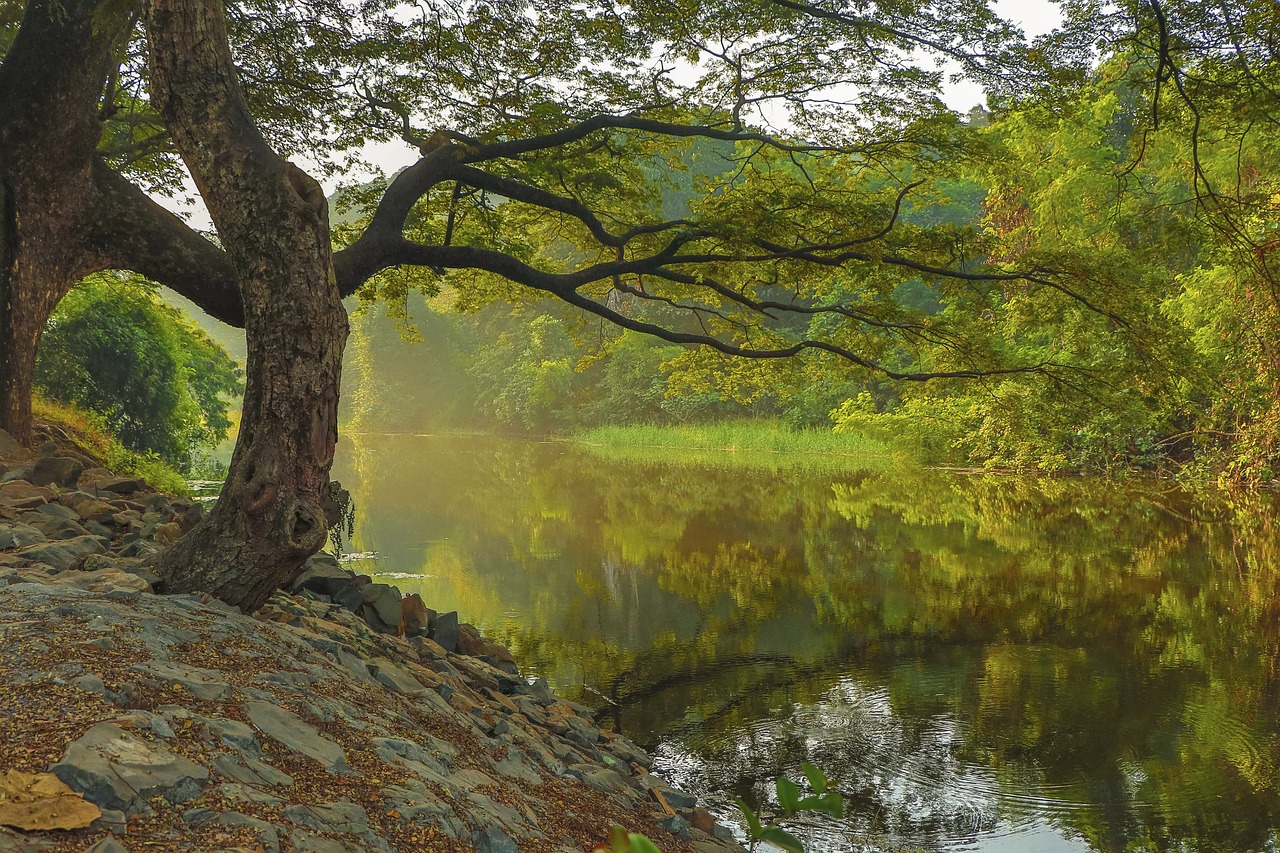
[
  {"left": 571, "top": 420, "right": 905, "bottom": 473},
  {"left": 33, "top": 397, "right": 190, "bottom": 495}
]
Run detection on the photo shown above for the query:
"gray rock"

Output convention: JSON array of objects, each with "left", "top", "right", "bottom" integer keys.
[
  {"left": 217, "top": 782, "right": 284, "bottom": 804},
  {"left": 290, "top": 553, "right": 356, "bottom": 597},
  {"left": 211, "top": 753, "right": 295, "bottom": 788},
  {"left": 57, "top": 534, "right": 109, "bottom": 559},
  {"left": 30, "top": 456, "right": 83, "bottom": 487},
  {"left": 366, "top": 657, "right": 426, "bottom": 695},
  {"left": 129, "top": 660, "right": 231, "bottom": 701},
  {"left": 82, "top": 837, "right": 129, "bottom": 853},
  {"left": 34, "top": 502, "right": 80, "bottom": 521},
  {"left": 283, "top": 802, "right": 388, "bottom": 852},
  {"left": 0, "top": 465, "right": 35, "bottom": 485},
  {"left": 0, "top": 523, "right": 46, "bottom": 550},
  {"left": 51, "top": 722, "right": 209, "bottom": 813},
  {"left": 372, "top": 736, "right": 449, "bottom": 777},
  {"left": 380, "top": 779, "right": 468, "bottom": 837},
  {"left": 204, "top": 716, "right": 258, "bottom": 751},
  {"left": 286, "top": 831, "right": 350, "bottom": 853},
  {"left": 15, "top": 543, "right": 79, "bottom": 571},
  {"left": 658, "top": 813, "right": 693, "bottom": 841},
  {"left": 244, "top": 700, "right": 350, "bottom": 773},
  {"left": 473, "top": 827, "right": 521, "bottom": 853},
  {"left": 359, "top": 583, "right": 402, "bottom": 632},
  {"left": 184, "top": 809, "right": 280, "bottom": 853},
  {"left": 432, "top": 610, "right": 459, "bottom": 652}
]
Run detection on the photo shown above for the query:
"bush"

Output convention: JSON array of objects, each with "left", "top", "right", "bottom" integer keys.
[{"left": 35, "top": 274, "right": 242, "bottom": 471}]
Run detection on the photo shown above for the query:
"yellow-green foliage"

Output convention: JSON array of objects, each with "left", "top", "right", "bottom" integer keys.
[{"left": 32, "top": 396, "right": 190, "bottom": 496}]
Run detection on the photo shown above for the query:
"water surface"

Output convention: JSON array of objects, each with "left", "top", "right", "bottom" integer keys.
[{"left": 331, "top": 434, "right": 1280, "bottom": 853}]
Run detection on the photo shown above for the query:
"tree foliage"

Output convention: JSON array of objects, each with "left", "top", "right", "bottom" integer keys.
[{"left": 34, "top": 274, "right": 242, "bottom": 469}]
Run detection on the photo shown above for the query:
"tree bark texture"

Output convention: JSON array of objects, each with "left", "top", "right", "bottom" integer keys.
[
  {"left": 144, "top": 0, "right": 349, "bottom": 611},
  {"left": 0, "top": 0, "right": 118, "bottom": 442}
]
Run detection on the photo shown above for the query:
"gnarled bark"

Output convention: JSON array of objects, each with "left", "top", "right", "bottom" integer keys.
[{"left": 143, "top": 0, "right": 348, "bottom": 610}]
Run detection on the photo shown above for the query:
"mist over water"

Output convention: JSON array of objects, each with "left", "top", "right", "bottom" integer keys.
[{"left": 332, "top": 433, "right": 1280, "bottom": 853}]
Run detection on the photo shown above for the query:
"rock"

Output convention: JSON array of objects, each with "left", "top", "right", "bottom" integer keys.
[
  {"left": 72, "top": 499, "right": 117, "bottom": 522},
  {"left": 15, "top": 543, "right": 79, "bottom": 571},
  {"left": 243, "top": 701, "right": 349, "bottom": 773},
  {"left": 129, "top": 660, "right": 231, "bottom": 701},
  {"left": 290, "top": 554, "right": 357, "bottom": 597},
  {"left": 432, "top": 610, "right": 459, "bottom": 652},
  {"left": 35, "top": 442, "right": 58, "bottom": 458},
  {"left": 359, "top": 583, "right": 402, "bottom": 634},
  {"left": 286, "top": 830, "right": 350, "bottom": 853},
  {"left": 96, "top": 476, "right": 146, "bottom": 494},
  {"left": 657, "top": 813, "right": 693, "bottom": 841},
  {"left": 473, "top": 826, "right": 520, "bottom": 853},
  {"left": 34, "top": 502, "right": 80, "bottom": 522},
  {"left": 51, "top": 723, "right": 209, "bottom": 814},
  {"left": 184, "top": 809, "right": 280, "bottom": 853},
  {"left": 82, "top": 837, "right": 129, "bottom": 853},
  {"left": 400, "top": 593, "right": 430, "bottom": 636},
  {"left": 178, "top": 503, "right": 203, "bottom": 532},
  {"left": 0, "top": 429, "right": 23, "bottom": 458},
  {"left": 366, "top": 657, "right": 426, "bottom": 695},
  {"left": 0, "top": 523, "right": 46, "bottom": 550},
  {"left": 152, "top": 522, "right": 182, "bottom": 546},
  {"left": 210, "top": 754, "right": 294, "bottom": 788},
  {"left": 371, "top": 736, "right": 449, "bottom": 777},
  {"left": 0, "top": 482, "right": 52, "bottom": 507},
  {"left": 57, "top": 534, "right": 109, "bottom": 559},
  {"left": 29, "top": 456, "right": 82, "bottom": 488}
]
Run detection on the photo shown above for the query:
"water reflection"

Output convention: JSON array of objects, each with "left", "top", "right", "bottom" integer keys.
[{"left": 331, "top": 434, "right": 1280, "bottom": 853}]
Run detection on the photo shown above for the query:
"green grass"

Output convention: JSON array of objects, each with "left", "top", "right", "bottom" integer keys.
[
  {"left": 571, "top": 420, "right": 905, "bottom": 473},
  {"left": 33, "top": 396, "right": 191, "bottom": 495}
]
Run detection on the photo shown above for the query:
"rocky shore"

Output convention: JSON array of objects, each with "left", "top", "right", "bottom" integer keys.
[{"left": 0, "top": 429, "right": 739, "bottom": 853}]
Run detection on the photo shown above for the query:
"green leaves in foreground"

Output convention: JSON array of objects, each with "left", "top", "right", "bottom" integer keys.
[{"left": 604, "top": 763, "right": 843, "bottom": 852}]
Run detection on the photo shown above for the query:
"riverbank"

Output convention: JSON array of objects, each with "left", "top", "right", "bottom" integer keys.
[{"left": 0, "top": 429, "right": 738, "bottom": 853}]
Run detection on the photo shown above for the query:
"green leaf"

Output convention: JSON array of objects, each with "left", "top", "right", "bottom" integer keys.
[
  {"left": 626, "top": 833, "right": 663, "bottom": 853},
  {"left": 775, "top": 777, "right": 801, "bottom": 815},
  {"left": 733, "top": 797, "right": 763, "bottom": 838},
  {"left": 608, "top": 825, "right": 631, "bottom": 853},
  {"left": 799, "top": 762, "right": 828, "bottom": 794},
  {"left": 759, "top": 826, "right": 806, "bottom": 853},
  {"left": 796, "top": 792, "right": 844, "bottom": 819}
]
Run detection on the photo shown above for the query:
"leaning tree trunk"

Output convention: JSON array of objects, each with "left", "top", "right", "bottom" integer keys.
[{"left": 144, "top": 0, "right": 349, "bottom": 611}]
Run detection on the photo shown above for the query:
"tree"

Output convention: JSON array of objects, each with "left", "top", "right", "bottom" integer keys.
[
  {"left": 4, "top": 0, "right": 1270, "bottom": 608},
  {"left": 34, "top": 274, "right": 241, "bottom": 468}
]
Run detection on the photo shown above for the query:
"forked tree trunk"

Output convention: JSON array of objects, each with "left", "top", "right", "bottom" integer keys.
[{"left": 144, "top": 0, "right": 348, "bottom": 611}]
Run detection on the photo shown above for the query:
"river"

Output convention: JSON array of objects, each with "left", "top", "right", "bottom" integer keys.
[{"left": 330, "top": 433, "right": 1280, "bottom": 853}]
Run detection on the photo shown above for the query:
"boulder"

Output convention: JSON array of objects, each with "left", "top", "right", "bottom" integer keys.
[
  {"left": 51, "top": 723, "right": 209, "bottom": 814},
  {"left": 29, "top": 456, "right": 82, "bottom": 488},
  {"left": 243, "top": 701, "right": 349, "bottom": 773},
  {"left": 400, "top": 594, "right": 431, "bottom": 636},
  {"left": 432, "top": 610, "right": 459, "bottom": 652},
  {"left": 0, "top": 429, "right": 23, "bottom": 459},
  {"left": 290, "top": 554, "right": 357, "bottom": 598}
]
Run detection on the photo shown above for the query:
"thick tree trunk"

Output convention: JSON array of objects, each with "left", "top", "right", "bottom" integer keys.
[
  {"left": 145, "top": 0, "right": 349, "bottom": 611},
  {"left": 0, "top": 0, "right": 119, "bottom": 443}
]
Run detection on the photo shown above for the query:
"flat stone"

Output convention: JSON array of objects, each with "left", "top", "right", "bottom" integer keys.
[
  {"left": 96, "top": 476, "right": 146, "bottom": 494},
  {"left": 244, "top": 701, "right": 349, "bottom": 773},
  {"left": 0, "top": 482, "right": 52, "bottom": 507},
  {"left": 366, "top": 657, "right": 426, "bottom": 695},
  {"left": 54, "top": 568, "right": 151, "bottom": 594},
  {"left": 381, "top": 780, "right": 468, "bottom": 837},
  {"left": 184, "top": 809, "right": 280, "bottom": 852},
  {"left": 371, "top": 736, "right": 449, "bottom": 777},
  {"left": 217, "top": 782, "right": 284, "bottom": 804},
  {"left": 473, "top": 827, "right": 521, "bottom": 853},
  {"left": 16, "top": 543, "right": 79, "bottom": 571},
  {"left": 34, "top": 502, "right": 80, "bottom": 521},
  {"left": 129, "top": 660, "right": 231, "bottom": 701},
  {"left": 210, "top": 754, "right": 294, "bottom": 788},
  {"left": 58, "top": 534, "right": 109, "bottom": 559},
  {"left": 82, "top": 838, "right": 129, "bottom": 853},
  {"left": 51, "top": 722, "right": 209, "bottom": 813},
  {"left": 286, "top": 831, "right": 349, "bottom": 853}
]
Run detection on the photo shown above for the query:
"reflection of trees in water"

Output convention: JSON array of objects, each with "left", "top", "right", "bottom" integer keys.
[{"left": 332, "top": 436, "right": 1280, "bottom": 853}]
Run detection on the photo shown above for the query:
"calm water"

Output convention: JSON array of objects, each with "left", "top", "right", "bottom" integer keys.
[{"left": 330, "top": 434, "right": 1280, "bottom": 853}]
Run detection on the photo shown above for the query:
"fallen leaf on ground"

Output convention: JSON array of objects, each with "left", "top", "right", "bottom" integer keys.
[{"left": 0, "top": 769, "right": 102, "bottom": 831}]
